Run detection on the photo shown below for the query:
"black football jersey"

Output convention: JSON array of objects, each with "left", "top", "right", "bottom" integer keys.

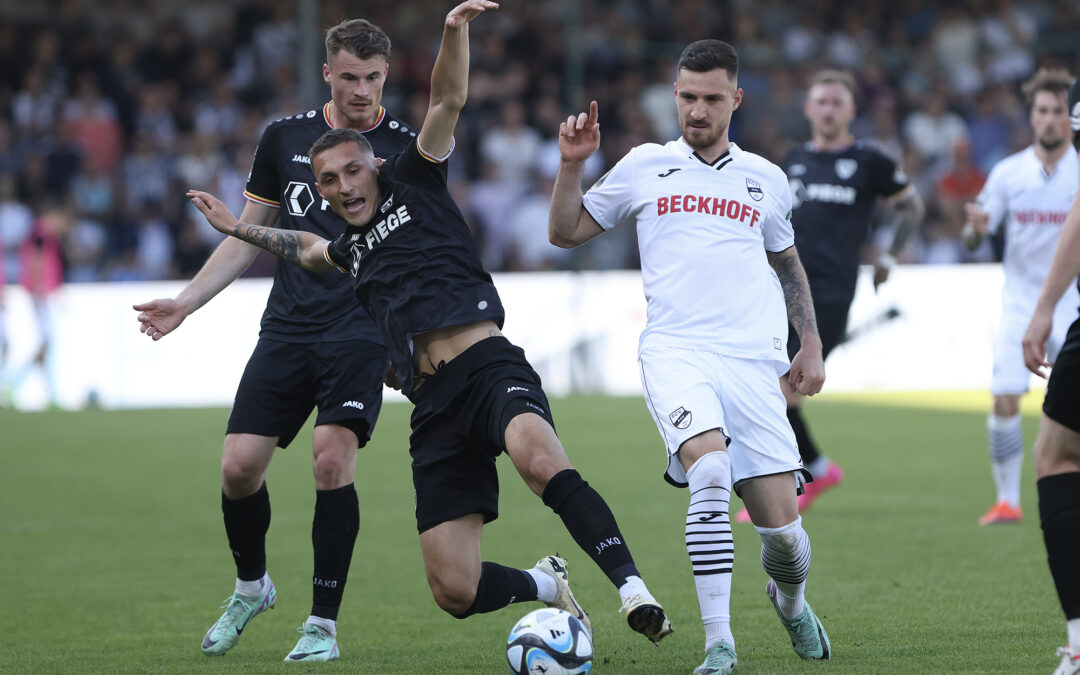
[
  {"left": 783, "top": 141, "right": 909, "bottom": 304},
  {"left": 245, "top": 104, "right": 415, "bottom": 342},
  {"left": 325, "top": 140, "right": 505, "bottom": 394}
]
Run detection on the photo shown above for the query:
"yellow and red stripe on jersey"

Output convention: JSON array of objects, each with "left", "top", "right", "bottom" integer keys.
[{"left": 244, "top": 190, "right": 280, "bottom": 207}]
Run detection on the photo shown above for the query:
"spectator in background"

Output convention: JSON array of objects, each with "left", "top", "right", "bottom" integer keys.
[
  {"left": 122, "top": 132, "right": 174, "bottom": 216},
  {"left": 63, "top": 71, "right": 124, "bottom": 175},
  {"left": 0, "top": 174, "right": 32, "bottom": 283},
  {"left": 480, "top": 98, "right": 542, "bottom": 184},
  {"left": 936, "top": 139, "right": 988, "bottom": 262},
  {"left": 10, "top": 206, "right": 67, "bottom": 407},
  {"left": 11, "top": 65, "right": 59, "bottom": 142},
  {"left": 903, "top": 88, "right": 971, "bottom": 181}
]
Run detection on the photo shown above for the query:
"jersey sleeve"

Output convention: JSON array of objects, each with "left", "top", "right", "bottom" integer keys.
[
  {"left": 762, "top": 166, "right": 795, "bottom": 252},
  {"left": 868, "top": 147, "right": 910, "bottom": 199},
  {"left": 581, "top": 149, "right": 638, "bottom": 231},
  {"left": 244, "top": 124, "right": 282, "bottom": 207},
  {"left": 975, "top": 162, "right": 1008, "bottom": 235},
  {"left": 324, "top": 234, "right": 352, "bottom": 273},
  {"left": 385, "top": 137, "right": 452, "bottom": 190},
  {"left": 1070, "top": 78, "right": 1080, "bottom": 151}
]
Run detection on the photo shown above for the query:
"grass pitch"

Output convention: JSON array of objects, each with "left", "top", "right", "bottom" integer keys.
[{"left": 0, "top": 392, "right": 1063, "bottom": 673}]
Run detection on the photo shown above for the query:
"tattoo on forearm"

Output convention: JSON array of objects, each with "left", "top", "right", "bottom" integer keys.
[
  {"left": 768, "top": 249, "right": 819, "bottom": 340},
  {"left": 889, "top": 193, "right": 923, "bottom": 255},
  {"left": 235, "top": 223, "right": 304, "bottom": 265}
]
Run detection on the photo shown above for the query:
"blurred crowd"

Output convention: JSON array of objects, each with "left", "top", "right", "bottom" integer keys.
[{"left": 1, "top": 0, "right": 1079, "bottom": 286}]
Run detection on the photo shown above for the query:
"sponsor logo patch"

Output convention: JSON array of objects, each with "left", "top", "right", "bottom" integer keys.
[{"left": 284, "top": 181, "right": 315, "bottom": 216}]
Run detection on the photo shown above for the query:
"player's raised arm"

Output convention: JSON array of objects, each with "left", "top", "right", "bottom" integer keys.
[
  {"left": 187, "top": 190, "right": 336, "bottom": 273},
  {"left": 548, "top": 100, "right": 605, "bottom": 248},
  {"left": 416, "top": 0, "right": 498, "bottom": 159},
  {"left": 767, "top": 245, "right": 825, "bottom": 395}
]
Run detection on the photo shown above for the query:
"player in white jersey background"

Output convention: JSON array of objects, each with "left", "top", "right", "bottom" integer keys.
[
  {"left": 962, "top": 68, "right": 1079, "bottom": 527},
  {"left": 549, "top": 39, "right": 829, "bottom": 675},
  {"left": 1021, "top": 76, "right": 1080, "bottom": 675}
]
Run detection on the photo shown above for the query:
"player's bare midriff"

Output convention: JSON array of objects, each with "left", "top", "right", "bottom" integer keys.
[{"left": 412, "top": 319, "right": 503, "bottom": 388}]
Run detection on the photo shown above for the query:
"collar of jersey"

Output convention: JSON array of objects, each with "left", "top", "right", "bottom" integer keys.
[
  {"left": 323, "top": 101, "right": 386, "bottom": 132},
  {"left": 675, "top": 137, "right": 737, "bottom": 167}
]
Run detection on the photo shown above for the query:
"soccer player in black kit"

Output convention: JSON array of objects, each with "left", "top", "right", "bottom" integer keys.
[
  {"left": 736, "top": 69, "right": 924, "bottom": 523},
  {"left": 134, "top": 19, "right": 415, "bottom": 661},
  {"left": 187, "top": 0, "right": 673, "bottom": 650},
  {"left": 1022, "top": 77, "right": 1080, "bottom": 675}
]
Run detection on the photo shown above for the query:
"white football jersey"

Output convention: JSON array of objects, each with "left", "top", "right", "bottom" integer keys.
[
  {"left": 979, "top": 146, "right": 1080, "bottom": 292},
  {"left": 583, "top": 139, "right": 794, "bottom": 369}
]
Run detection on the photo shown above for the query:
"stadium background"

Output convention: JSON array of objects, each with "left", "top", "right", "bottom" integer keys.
[{"left": 1, "top": 0, "right": 1079, "bottom": 284}]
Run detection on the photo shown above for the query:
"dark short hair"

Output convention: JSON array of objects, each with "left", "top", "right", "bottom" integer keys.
[
  {"left": 677, "top": 39, "right": 738, "bottom": 80},
  {"left": 1021, "top": 67, "right": 1074, "bottom": 106},
  {"left": 325, "top": 18, "right": 391, "bottom": 63},
  {"left": 308, "top": 128, "right": 373, "bottom": 167}
]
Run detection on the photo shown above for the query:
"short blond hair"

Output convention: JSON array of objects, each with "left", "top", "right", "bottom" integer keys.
[{"left": 807, "top": 69, "right": 857, "bottom": 98}]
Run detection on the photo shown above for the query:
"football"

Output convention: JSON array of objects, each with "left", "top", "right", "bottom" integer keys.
[{"left": 506, "top": 607, "right": 593, "bottom": 675}]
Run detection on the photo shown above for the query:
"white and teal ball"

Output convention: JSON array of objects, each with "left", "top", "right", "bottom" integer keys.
[{"left": 506, "top": 607, "right": 593, "bottom": 675}]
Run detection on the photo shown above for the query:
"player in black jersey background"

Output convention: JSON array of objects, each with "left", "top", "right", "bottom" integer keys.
[
  {"left": 1021, "top": 77, "right": 1080, "bottom": 675},
  {"left": 133, "top": 17, "right": 415, "bottom": 662},
  {"left": 736, "top": 69, "right": 925, "bottom": 523},
  {"left": 186, "top": 0, "right": 676, "bottom": 649}
]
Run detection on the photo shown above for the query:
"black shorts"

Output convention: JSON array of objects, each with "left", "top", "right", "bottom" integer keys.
[
  {"left": 408, "top": 336, "right": 556, "bottom": 533},
  {"left": 227, "top": 337, "right": 388, "bottom": 448},
  {"left": 1044, "top": 316, "right": 1080, "bottom": 433},
  {"left": 787, "top": 299, "right": 852, "bottom": 363}
]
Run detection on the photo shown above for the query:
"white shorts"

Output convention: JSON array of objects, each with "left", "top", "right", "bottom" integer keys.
[
  {"left": 992, "top": 290, "right": 1079, "bottom": 396},
  {"left": 638, "top": 345, "right": 808, "bottom": 493}
]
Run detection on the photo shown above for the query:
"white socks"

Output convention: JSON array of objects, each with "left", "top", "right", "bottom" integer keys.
[
  {"left": 756, "top": 517, "right": 811, "bottom": 620},
  {"left": 305, "top": 615, "right": 337, "bottom": 636},
  {"left": 525, "top": 567, "right": 558, "bottom": 604},
  {"left": 686, "top": 451, "right": 735, "bottom": 650},
  {"left": 235, "top": 573, "right": 269, "bottom": 597},
  {"left": 988, "top": 414, "right": 1023, "bottom": 506}
]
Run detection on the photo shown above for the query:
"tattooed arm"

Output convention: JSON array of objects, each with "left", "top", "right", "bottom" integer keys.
[
  {"left": 873, "top": 185, "right": 925, "bottom": 289},
  {"left": 186, "top": 189, "right": 336, "bottom": 272},
  {"left": 767, "top": 245, "right": 825, "bottom": 396}
]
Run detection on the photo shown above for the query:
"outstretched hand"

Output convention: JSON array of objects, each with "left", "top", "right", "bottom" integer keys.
[
  {"left": 445, "top": 0, "right": 498, "bottom": 28},
  {"left": 559, "top": 100, "right": 600, "bottom": 163},
  {"left": 187, "top": 190, "right": 238, "bottom": 236},
  {"left": 133, "top": 297, "right": 187, "bottom": 341}
]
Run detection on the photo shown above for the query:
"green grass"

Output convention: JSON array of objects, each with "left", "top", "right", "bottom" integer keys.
[{"left": 0, "top": 393, "right": 1065, "bottom": 673}]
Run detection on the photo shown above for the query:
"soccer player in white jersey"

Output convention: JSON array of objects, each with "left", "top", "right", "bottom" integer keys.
[
  {"left": 1021, "top": 76, "right": 1080, "bottom": 675},
  {"left": 549, "top": 39, "right": 829, "bottom": 674},
  {"left": 963, "top": 67, "right": 1080, "bottom": 527}
]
